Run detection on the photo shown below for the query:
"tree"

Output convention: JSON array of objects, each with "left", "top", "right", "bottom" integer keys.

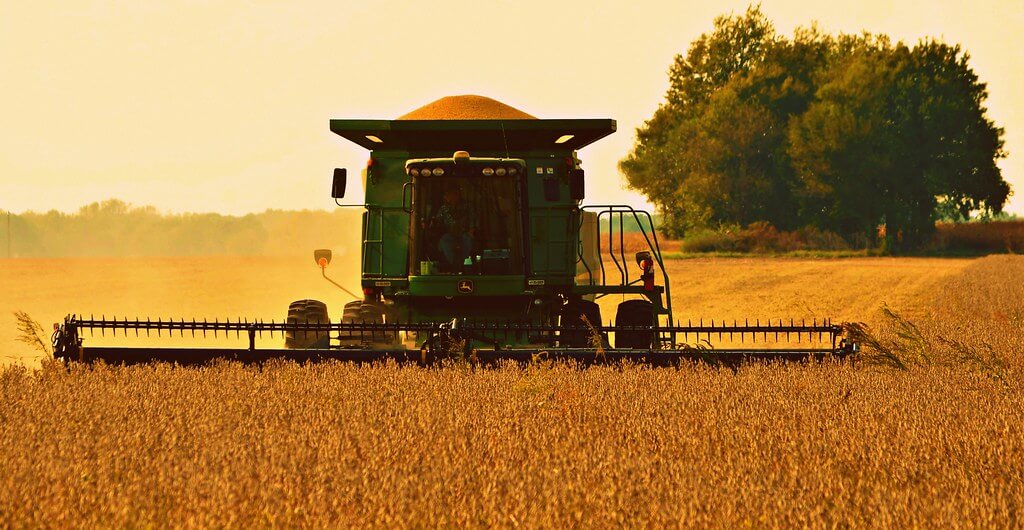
[
  {"left": 787, "top": 42, "right": 901, "bottom": 244},
  {"left": 620, "top": 5, "right": 775, "bottom": 236},
  {"left": 680, "top": 26, "right": 835, "bottom": 231},
  {"left": 906, "top": 42, "right": 1008, "bottom": 222},
  {"left": 621, "top": 6, "right": 831, "bottom": 235},
  {"left": 623, "top": 6, "right": 1010, "bottom": 250},
  {"left": 789, "top": 39, "right": 1009, "bottom": 249}
]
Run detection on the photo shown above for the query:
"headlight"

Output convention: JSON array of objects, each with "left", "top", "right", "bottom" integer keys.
[
  {"left": 482, "top": 167, "right": 495, "bottom": 176},
  {"left": 409, "top": 168, "right": 419, "bottom": 177},
  {"left": 508, "top": 167, "right": 518, "bottom": 176},
  {"left": 495, "top": 167, "right": 507, "bottom": 176},
  {"left": 432, "top": 167, "right": 444, "bottom": 176}
]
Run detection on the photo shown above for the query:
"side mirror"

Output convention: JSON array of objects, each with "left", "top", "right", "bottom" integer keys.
[
  {"left": 314, "top": 248, "right": 332, "bottom": 268},
  {"left": 332, "top": 168, "right": 347, "bottom": 199},
  {"left": 569, "top": 168, "right": 585, "bottom": 201},
  {"left": 402, "top": 182, "right": 415, "bottom": 214}
]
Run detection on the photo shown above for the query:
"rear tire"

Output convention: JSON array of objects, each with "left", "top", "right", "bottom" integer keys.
[
  {"left": 284, "top": 299, "right": 329, "bottom": 349},
  {"left": 614, "top": 300, "right": 656, "bottom": 349},
  {"left": 560, "top": 300, "right": 605, "bottom": 348}
]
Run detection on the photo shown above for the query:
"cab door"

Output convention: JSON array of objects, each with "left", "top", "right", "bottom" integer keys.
[{"left": 527, "top": 162, "right": 576, "bottom": 278}]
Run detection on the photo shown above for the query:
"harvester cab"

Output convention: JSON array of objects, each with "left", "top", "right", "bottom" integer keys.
[{"left": 52, "top": 96, "right": 856, "bottom": 365}]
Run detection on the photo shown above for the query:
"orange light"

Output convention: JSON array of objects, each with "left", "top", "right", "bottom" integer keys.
[{"left": 317, "top": 257, "right": 328, "bottom": 268}]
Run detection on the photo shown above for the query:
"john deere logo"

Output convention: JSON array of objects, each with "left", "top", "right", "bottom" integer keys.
[{"left": 457, "top": 280, "right": 474, "bottom": 293}]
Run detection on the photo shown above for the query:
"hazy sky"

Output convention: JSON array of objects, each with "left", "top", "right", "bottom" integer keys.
[{"left": 2, "top": 0, "right": 1022, "bottom": 215}]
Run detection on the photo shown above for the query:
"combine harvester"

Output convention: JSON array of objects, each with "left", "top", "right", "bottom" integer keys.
[{"left": 53, "top": 96, "right": 856, "bottom": 366}]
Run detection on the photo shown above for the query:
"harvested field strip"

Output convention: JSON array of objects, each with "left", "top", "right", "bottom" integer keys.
[{"left": 655, "top": 256, "right": 972, "bottom": 325}]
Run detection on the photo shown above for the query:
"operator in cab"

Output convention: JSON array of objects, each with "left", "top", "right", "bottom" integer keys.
[{"left": 433, "top": 185, "right": 478, "bottom": 270}]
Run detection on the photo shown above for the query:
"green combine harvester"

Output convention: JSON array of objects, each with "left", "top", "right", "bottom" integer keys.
[{"left": 53, "top": 96, "right": 856, "bottom": 365}]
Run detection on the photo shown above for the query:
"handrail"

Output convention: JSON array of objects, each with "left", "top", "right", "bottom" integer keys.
[{"left": 579, "top": 205, "right": 674, "bottom": 328}]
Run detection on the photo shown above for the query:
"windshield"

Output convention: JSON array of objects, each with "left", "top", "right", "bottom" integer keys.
[{"left": 410, "top": 176, "right": 523, "bottom": 275}]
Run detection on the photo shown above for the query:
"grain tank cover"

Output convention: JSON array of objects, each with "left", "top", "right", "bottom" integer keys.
[{"left": 330, "top": 94, "right": 615, "bottom": 151}]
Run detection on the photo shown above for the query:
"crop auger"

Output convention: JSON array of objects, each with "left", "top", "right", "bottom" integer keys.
[{"left": 52, "top": 96, "right": 857, "bottom": 366}]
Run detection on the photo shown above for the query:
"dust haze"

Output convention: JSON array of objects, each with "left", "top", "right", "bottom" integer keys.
[
  {"left": 1, "top": 201, "right": 363, "bottom": 258},
  {"left": 0, "top": 202, "right": 371, "bottom": 364}
]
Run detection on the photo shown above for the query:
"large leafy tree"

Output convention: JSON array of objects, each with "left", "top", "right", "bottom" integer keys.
[{"left": 623, "top": 6, "right": 1010, "bottom": 249}]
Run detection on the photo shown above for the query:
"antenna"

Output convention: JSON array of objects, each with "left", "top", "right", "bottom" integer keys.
[{"left": 500, "top": 122, "right": 510, "bottom": 159}]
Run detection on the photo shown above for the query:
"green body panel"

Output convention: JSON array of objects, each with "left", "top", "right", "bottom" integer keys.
[
  {"left": 408, "top": 275, "right": 526, "bottom": 297},
  {"left": 361, "top": 153, "right": 412, "bottom": 278}
]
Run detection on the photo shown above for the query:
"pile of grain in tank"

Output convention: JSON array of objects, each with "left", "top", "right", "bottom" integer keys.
[{"left": 397, "top": 95, "right": 537, "bottom": 120}]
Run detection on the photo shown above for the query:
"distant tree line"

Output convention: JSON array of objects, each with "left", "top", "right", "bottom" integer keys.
[
  {"left": 620, "top": 6, "right": 1010, "bottom": 250},
  {"left": 1, "top": 200, "right": 362, "bottom": 257}
]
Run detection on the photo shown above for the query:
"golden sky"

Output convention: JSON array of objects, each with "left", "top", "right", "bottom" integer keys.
[{"left": 2, "top": 0, "right": 1022, "bottom": 215}]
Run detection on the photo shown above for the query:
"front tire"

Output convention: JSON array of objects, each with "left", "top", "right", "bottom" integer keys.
[
  {"left": 284, "top": 299, "right": 329, "bottom": 349},
  {"left": 560, "top": 300, "right": 605, "bottom": 348},
  {"left": 614, "top": 300, "right": 656, "bottom": 349},
  {"left": 338, "top": 300, "right": 397, "bottom": 347}
]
